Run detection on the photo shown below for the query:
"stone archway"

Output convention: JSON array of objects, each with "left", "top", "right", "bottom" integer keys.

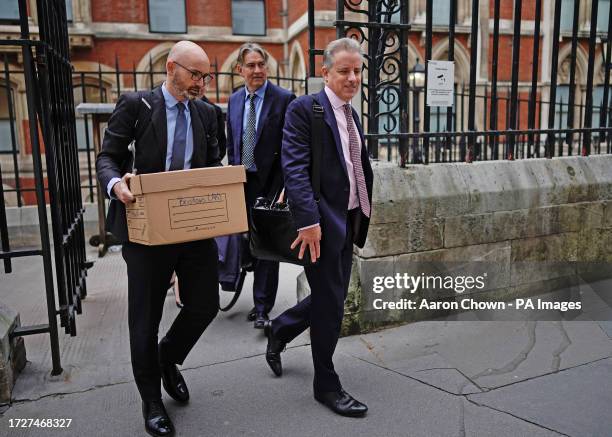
[
  {"left": 135, "top": 42, "right": 175, "bottom": 90},
  {"left": 288, "top": 40, "right": 307, "bottom": 95}
]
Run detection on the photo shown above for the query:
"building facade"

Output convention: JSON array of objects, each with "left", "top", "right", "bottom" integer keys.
[{"left": 0, "top": 0, "right": 609, "bottom": 204}]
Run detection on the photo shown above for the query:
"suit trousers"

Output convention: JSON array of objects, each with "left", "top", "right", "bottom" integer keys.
[
  {"left": 122, "top": 239, "right": 219, "bottom": 401},
  {"left": 271, "top": 209, "right": 356, "bottom": 393},
  {"left": 245, "top": 171, "right": 279, "bottom": 314}
]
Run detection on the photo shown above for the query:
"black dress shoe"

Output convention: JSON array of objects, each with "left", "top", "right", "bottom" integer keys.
[
  {"left": 264, "top": 320, "right": 285, "bottom": 377},
  {"left": 247, "top": 307, "right": 257, "bottom": 322},
  {"left": 253, "top": 312, "right": 269, "bottom": 329},
  {"left": 142, "top": 399, "right": 175, "bottom": 437},
  {"left": 158, "top": 338, "right": 189, "bottom": 403},
  {"left": 314, "top": 389, "right": 368, "bottom": 417},
  {"left": 160, "top": 361, "right": 189, "bottom": 403}
]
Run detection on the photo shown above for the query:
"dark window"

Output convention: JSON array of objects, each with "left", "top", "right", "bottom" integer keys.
[
  {"left": 0, "top": 0, "right": 20, "bottom": 22},
  {"left": 558, "top": 0, "right": 609, "bottom": 32},
  {"left": 598, "top": 0, "right": 610, "bottom": 32},
  {"left": 0, "top": 0, "right": 72, "bottom": 22},
  {"left": 431, "top": 0, "right": 451, "bottom": 26},
  {"left": 430, "top": 106, "right": 452, "bottom": 132},
  {"left": 148, "top": 0, "right": 187, "bottom": 34},
  {"left": 0, "top": 85, "right": 18, "bottom": 153},
  {"left": 66, "top": 0, "right": 73, "bottom": 22},
  {"left": 560, "top": 0, "right": 575, "bottom": 32},
  {"left": 591, "top": 85, "right": 612, "bottom": 140},
  {"left": 554, "top": 85, "right": 570, "bottom": 129},
  {"left": 232, "top": 0, "right": 266, "bottom": 36}
]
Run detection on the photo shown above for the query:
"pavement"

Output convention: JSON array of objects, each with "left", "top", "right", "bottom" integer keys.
[{"left": 1, "top": 244, "right": 612, "bottom": 437}]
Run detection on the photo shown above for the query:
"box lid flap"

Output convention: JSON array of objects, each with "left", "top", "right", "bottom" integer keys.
[{"left": 134, "top": 166, "right": 246, "bottom": 194}]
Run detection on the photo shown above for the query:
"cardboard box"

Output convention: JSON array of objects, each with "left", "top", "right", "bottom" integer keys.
[{"left": 125, "top": 166, "right": 248, "bottom": 245}]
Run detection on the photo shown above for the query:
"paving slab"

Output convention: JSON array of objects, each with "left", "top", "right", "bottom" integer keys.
[
  {"left": 598, "top": 321, "right": 612, "bottom": 338},
  {"left": 2, "top": 245, "right": 612, "bottom": 436},
  {"left": 468, "top": 358, "right": 612, "bottom": 437},
  {"left": 338, "top": 321, "right": 612, "bottom": 390},
  {"left": 1, "top": 249, "right": 308, "bottom": 401},
  {"left": 0, "top": 346, "right": 566, "bottom": 437}
]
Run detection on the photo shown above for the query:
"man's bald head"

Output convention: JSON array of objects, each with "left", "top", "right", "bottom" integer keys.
[
  {"left": 167, "top": 40, "right": 209, "bottom": 66},
  {"left": 165, "top": 40, "right": 211, "bottom": 101}
]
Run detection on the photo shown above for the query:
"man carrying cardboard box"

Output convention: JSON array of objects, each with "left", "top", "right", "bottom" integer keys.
[{"left": 96, "top": 41, "right": 221, "bottom": 437}]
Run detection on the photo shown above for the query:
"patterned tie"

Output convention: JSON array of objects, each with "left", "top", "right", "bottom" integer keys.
[
  {"left": 343, "top": 104, "right": 371, "bottom": 218},
  {"left": 169, "top": 102, "right": 187, "bottom": 171},
  {"left": 242, "top": 93, "right": 257, "bottom": 169}
]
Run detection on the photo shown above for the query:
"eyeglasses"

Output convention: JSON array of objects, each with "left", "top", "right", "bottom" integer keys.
[{"left": 173, "top": 61, "right": 214, "bottom": 84}]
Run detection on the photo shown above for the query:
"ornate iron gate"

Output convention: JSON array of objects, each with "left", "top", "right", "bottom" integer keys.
[
  {"left": 1, "top": 0, "right": 89, "bottom": 375},
  {"left": 308, "top": 0, "right": 612, "bottom": 166}
]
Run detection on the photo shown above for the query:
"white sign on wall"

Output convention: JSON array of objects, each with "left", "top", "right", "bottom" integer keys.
[{"left": 426, "top": 60, "right": 455, "bottom": 107}]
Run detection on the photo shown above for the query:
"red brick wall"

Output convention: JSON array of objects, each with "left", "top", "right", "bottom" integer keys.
[
  {"left": 288, "top": 0, "right": 307, "bottom": 24},
  {"left": 92, "top": 0, "right": 147, "bottom": 23},
  {"left": 492, "top": 35, "right": 543, "bottom": 82},
  {"left": 493, "top": 0, "right": 541, "bottom": 20},
  {"left": 296, "top": 27, "right": 337, "bottom": 73},
  {"left": 188, "top": 0, "right": 232, "bottom": 27},
  {"left": 266, "top": 0, "right": 283, "bottom": 29},
  {"left": 18, "top": 177, "right": 49, "bottom": 205},
  {"left": 76, "top": 40, "right": 158, "bottom": 67},
  {"left": 90, "top": 0, "right": 286, "bottom": 30},
  {"left": 317, "top": 0, "right": 336, "bottom": 10}
]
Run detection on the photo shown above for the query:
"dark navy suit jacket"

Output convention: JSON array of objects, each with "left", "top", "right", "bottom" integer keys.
[
  {"left": 96, "top": 87, "right": 221, "bottom": 242},
  {"left": 226, "top": 81, "right": 295, "bottom": 194},
  {"left": 281, "top": 89, "right": 373, "bottom": 250}
]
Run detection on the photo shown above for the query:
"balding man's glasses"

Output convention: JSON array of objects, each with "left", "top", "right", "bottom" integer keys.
[{"left": 173, "top": 61, "right": 214, "bottom": 84}]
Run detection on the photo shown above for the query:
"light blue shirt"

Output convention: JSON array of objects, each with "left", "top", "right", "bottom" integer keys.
[
  {"left": 107, "top": 83, "right": 194, "bottom": 197},
  {"left": 242, "top": 80, "right": 268, "bottom": 133},
  {"left": 241, "top": 81, "right": 267, "bottom": 171},
  {"left": 161, "top": 83, "right": 194, "bottom": 171}
]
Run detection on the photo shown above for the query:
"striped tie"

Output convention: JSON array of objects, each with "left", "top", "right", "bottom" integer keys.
[{"left": 343, "top": 104, "right": 370, "bottom": 218}]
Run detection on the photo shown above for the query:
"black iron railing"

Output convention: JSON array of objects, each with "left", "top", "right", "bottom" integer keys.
[
  {"left": 1, "top": 0, "right": 90, "bottom": 376},
  {"left": 308, "top": 0, "right": 612, "bottom": 166},
  {"left": 0, "top": 61, "right": 305, "bottom": 205}
]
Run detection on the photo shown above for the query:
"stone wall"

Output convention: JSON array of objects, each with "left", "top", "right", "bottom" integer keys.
[
  {"left": 0, "top": 303, "right": 26, "bottom": 405},
  {"left": 298, "top": 155, "right": 612, "bottom": 335}
]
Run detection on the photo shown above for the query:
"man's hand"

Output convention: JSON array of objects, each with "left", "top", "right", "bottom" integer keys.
[
  {"left": 290, "top": 225, "right": 321, "bottom": 263},
  {"left": 112, "top": 173, "right": 136, "bottom": 204}
]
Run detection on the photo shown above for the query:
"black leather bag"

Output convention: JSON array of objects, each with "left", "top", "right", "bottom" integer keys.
[{"left": 249, "top": 99, "right": 323, "bottom": 266}]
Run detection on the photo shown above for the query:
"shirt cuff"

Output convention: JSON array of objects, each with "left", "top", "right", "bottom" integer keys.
[
  {"left": 298, "top": 223, "right": 319, "bottom": 232},
  {"left": 107, "top": 177, "right": 121, "bottom": 199}
]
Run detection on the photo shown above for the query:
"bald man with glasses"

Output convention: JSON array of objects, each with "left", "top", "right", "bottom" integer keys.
[{"left": 96, "top": 41, "right": 221, "bottom": 437}]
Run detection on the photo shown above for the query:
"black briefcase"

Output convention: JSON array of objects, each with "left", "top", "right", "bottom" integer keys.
[
  {"left": 249, "top": 99, "right": 324, "bottom": 267},
  {"left": 249, "top": 196, "right": 315, "bottom": 266}
]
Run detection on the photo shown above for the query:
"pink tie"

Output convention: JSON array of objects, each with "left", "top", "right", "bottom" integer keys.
[{"left": 343, "top": 104, "right": 371, "bottom": 218}]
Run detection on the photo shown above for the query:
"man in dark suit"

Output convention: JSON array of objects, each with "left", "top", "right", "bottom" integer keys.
[
  {"left": 202, "top": 94, "right": 227, "bottom": 160},
  {"left": 263, "top": 38, "right": 373, "bottom": 417},
  {"left": 226, "top": 43, "right": 295, "bottom": 328},
  {"left": 96, "top": 41, "right": 221, "bottom": 437}
]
